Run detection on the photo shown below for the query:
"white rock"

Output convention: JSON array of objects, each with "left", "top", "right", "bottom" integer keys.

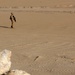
[
  {"left": 8, "top": 70, "right": 30, "bottom": 75},
  {"left": 0, "top": 49, "right": 11, "bottom": 74}
]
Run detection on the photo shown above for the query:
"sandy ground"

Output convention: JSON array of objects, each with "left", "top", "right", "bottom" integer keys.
[
  {"left": 0, "top": 1, "right": 75, "bottom": 75},
  {"left": 0, "top": 10, "right": 75, "bottom": 75}
]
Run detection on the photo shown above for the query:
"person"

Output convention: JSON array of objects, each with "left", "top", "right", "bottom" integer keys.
[{"left": 10, "top": 13, "right": 16, "bottom": 28}]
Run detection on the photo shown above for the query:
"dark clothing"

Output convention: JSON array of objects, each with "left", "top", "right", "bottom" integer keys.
[
  {"left": 13, "top": 16, "right": 16, "bottom": 22},
  {"left": 10, "top": 14, "right": 16, "bottom": 28},
  {"left": 10, "top": 16, "right": 16, "bottom": 22}
]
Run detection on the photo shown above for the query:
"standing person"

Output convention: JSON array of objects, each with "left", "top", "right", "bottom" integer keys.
[{"left": 10, "top": 13, "right": 16, "bottom": 28}]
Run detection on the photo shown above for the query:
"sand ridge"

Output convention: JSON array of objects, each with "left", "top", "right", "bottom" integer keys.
[{"left": 0, "top": 6, "right": 75, "bottom": 14}]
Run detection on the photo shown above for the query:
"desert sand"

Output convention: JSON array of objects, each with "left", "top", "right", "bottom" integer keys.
[
  {"left": 0, "top": 1, "right": 75, "bottom": 75},
  {"left": 0, "top": 0, "right": 75, "bottom": 7}
]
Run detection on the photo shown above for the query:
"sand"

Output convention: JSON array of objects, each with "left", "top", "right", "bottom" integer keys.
[
  {"left": 0, "top": 0, "right": 75, "bottom": 7},
  {"left": 0, "top": 1, "right": 75, "bottom": 75}
]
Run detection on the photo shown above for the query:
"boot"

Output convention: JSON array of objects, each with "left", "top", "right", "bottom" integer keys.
[{"left": 11, "top": 26, "right": 13, "bottom": 28}]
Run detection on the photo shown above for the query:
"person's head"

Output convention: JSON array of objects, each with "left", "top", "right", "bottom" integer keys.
[{"left": 11, "top": 13, "right": 13, "bottom": 16}]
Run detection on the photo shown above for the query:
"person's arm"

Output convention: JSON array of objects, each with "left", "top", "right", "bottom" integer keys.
[
  {"left": 10, "top": 16, "right": 12, "bottom": 20},
  {"left": 13, "top": 16, "right": 16, "bottom": 22}
]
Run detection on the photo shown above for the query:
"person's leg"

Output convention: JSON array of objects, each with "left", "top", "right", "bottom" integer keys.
[{"left": 11, "top": 21, "right": 13, "bottom": 28}]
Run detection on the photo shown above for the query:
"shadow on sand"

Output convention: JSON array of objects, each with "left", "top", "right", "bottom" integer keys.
[{"left": 0, "top": 26, "right": 10, "bottom": 28}]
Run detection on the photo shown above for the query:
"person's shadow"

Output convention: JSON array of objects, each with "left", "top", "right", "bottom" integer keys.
[{"left": 0, "top": 25, "right": 10, "bottom": 28}]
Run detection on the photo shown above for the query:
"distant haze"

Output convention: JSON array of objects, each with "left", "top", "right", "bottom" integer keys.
[{"left": 0, "top": 0, "right": 75, "bottom": 7}]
